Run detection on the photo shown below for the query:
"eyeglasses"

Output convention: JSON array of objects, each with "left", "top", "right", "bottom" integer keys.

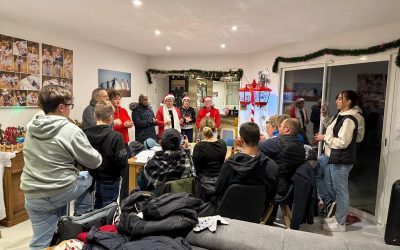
[{"left": 63, "top": 103, "right": 74, "bottom": 109}]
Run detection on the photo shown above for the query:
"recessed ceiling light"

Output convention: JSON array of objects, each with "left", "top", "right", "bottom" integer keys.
[
  {"left": 220, "top": 43, "right": 226, "bottom": 49},
  {"left": 132, "top": 0, "right": 142, "bottom": 7},
  {"left": 360, "top": 56, "right": 367, "bottom": 60},
  {"left": 231, "top": 26, "right": 238, "bottom": 31},
  {"left": 166, "top": 46, "right": 171, "bottom": 51},
  {"left": 154, "top": 30, "right": 161, "bottom": 36}
]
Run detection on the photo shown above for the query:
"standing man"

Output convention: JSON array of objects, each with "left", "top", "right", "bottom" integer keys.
[
  {"left": 130, "top": 94, "right": 157, "bottom": 143},
  {"left": 179, "top": 96, "right": 196, "bottom": 142},
  {"left": 82, "top": 88, "right": 109, "bottom": 128},
  {"left": 195, "top": 96, "right": 221, "bottom": 131},
  {"left": 21, "top": 85, "right": 102, "bottom": 249}
]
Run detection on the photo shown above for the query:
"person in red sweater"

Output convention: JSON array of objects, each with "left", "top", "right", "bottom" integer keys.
[
  {"left": 156, "top": 93, "right": 182, "bottom": 139},
  {"left": 109, "top": 90, "right": 133, "bottom": 203},
  {"left": 109, "top": 90, "right": 133, "bottom": 144},
  {"left": 195, "top": 96, "right": 221, "bottom": 129}
]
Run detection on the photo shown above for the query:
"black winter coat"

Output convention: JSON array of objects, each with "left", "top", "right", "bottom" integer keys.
[
  {"left": 129, "top": 102, "right": 157, "bottom": 143},
  {"left": 290, "top": 161, "right": 316, "bottom": 230},
  {"left": 117, "top": 193, "right": 203, "bottom": 240}
]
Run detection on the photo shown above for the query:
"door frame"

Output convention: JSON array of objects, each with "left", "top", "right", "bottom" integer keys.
[{"left": 278, "top": 51, "right": 397, "bottom": 223}]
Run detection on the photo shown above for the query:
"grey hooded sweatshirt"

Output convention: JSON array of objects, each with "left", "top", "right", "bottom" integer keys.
[{"left": 21, "top": 115, "right": 102, "bottom": 198}]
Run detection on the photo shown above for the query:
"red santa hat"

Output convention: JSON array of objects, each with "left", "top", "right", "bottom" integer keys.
[
  {"left": 182, "top": 95, "right": 190, "bottom": 102},
  {"left": 162, "top": 93, "right": 175, "bottom": 103},
  {"left": 202, "top": 96, "right": 213, "bottom": 103}
]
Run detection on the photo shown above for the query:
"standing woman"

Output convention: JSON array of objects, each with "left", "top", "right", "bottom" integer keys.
[
  {"left": 129, "top": 94, "right": 157, "bottom": 143},
  {"left": 109, "top": 90, "right": 133, "bottom": 203},
  {"left": 195, "top": 96, "right": 221, "bottom": 131},
  {"left": 314, "top": 90, "right": 365, "bottom": 232},
  {"left": 156, "top": 93, "right": 182, "bottom": 139},
  {"left": 192, "top": 117, "right": 226, "bottom": 205},
  {"left": 179, "top": 96, "right": 196, "bottom": 142}
]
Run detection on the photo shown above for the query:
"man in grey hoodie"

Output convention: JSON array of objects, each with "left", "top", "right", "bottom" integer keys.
[{"left": 21, "top": 85, "right": 102, "bottom": 250}]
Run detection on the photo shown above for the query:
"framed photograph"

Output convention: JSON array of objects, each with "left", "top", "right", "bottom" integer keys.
[
  {"left": 98, "top": 69, "right": 131, "bottom": 97},
  {"left": 293, "top": 82, "right": 322, "bottom": 101},
  {"left": 169, "top": 76, "right": 188, "bottom": 106}
]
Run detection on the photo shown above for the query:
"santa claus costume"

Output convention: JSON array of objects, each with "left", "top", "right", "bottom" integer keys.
[
  {"left": 156, "top": 94, "right": 182, "bottom": 139},
  {"left": 195, "top": 96, "right": 221, "bottom": 129}
]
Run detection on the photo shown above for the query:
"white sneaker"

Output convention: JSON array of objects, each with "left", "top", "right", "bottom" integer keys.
[
  {"left": 322, "top": 218, "right": 346, "bottom": 232},
  {"left": 321, "top": 216, "right": 336, "bottom": 225}
]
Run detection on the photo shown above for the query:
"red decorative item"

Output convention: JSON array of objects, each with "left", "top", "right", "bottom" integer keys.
[{"left": 3, "top": 127, "right": 18, "bottom": 145}]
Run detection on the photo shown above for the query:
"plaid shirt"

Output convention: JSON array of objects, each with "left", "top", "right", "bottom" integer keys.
[{"left": 143, "top": 149, "right": 196, "bottom": 190}]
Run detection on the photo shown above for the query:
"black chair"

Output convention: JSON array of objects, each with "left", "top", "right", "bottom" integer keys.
[
  {"left": 217, "top": 184, "right": 266, "bottom": 223},
  {"left": 260, "top": 185, "right": 293, "bottom": 229}
]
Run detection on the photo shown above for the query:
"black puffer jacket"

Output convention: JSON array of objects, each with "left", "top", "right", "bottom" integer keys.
[
  {"left": 259, "top": 135, "right": 305, "bottom": 196},
  {"left": 129, "top": 102, "right": 157, "bottom": 143},
  {"left": 117, "top": 193, "right": 203, "bottom": 240}
]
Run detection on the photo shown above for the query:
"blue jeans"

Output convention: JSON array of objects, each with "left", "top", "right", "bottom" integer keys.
[
  {"left": 315, "top": 154, "right": 334, "bottom": 205},
  {"left": 24, "top": 171, "right": 93, "bottom": 250},
  {"left": 94, "top": 179, "right": 120, "bottom": 209},
  {"left": 325, "top": 163, "right": 353, "bottom": 225}
]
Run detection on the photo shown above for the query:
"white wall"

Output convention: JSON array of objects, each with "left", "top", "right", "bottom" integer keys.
[{"left": 0, "top": 17, "right": 149, "bottom": 142}]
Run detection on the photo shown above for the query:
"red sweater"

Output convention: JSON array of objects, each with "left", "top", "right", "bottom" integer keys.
[
  {"left": 195, "top": 107, "right": 221, "bottom": 128},
  {"left": 113, "top": 107, "right": 131, "bottom": 143},
  {"left": 156, "top": 106, "right": 182, "bottom": 139}
]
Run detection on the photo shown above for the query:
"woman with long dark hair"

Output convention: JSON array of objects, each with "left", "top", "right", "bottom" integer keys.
[{"left": 315, "top": 90, "right": 365, "bottom": 232}]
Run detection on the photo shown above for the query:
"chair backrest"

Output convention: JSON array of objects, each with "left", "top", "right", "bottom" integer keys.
[
  {"left": 158, "top": 177, "right": 195, "bottom": 196},
  {"left": 225, "top": 138, "right": 234, "bottom": 146},
  {"left": 217, "top": 184, "right": 266, "bottom": 223},
  {"left": 221, "top": 128, "right": 235, "bottom": 141}
]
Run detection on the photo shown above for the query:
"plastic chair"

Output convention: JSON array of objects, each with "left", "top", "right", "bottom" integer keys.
[
  {"left": 225, "top": 138, "right": 234, "bottom": 147},
  {"left": 220, "top": 128, "right": 235, "bottom": 141},
  {"left": 158, "top": 177, "right": 195, "bottom": 196},
  {"left": 217, "top": 184, "right": 266, "bottom": 223}
]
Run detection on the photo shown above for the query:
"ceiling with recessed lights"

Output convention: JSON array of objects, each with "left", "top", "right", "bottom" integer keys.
[{"left": 0, "top": 0, "right": 400, "bottom": 56}]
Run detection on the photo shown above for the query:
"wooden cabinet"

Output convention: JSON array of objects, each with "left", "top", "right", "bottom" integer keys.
[{"left": 1, "top": 151, "right": 29, "bottom": 227}]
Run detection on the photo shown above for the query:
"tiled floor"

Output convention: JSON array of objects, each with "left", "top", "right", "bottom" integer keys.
[{"left": 0, "top": 216, "right": 390, "bottom": 250}]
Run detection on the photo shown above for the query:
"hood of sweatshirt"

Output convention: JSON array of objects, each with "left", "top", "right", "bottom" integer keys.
[
  {"left": 225, "top": 152, "right": 269, "bottom": 178},
  {"left": 338, "top": 108, "right": 365, "bottom": 142},
  {"left": 83, "top": 125, "right": 114, "bottom": 145},
  {"left": 28, "top": 115, "right": 70, "bottom": 140}
]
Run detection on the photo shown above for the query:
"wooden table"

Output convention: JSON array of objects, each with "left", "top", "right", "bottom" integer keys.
[{"left": 128, "top": 157, "right": 145, "bottom": 192}]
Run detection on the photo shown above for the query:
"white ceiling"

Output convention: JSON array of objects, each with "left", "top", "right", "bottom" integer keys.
[{"left": 1, "top": 0, "right": 400, "bottom": 56}]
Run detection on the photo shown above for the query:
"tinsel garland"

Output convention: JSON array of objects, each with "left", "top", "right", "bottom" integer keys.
[
  {"left": 145, "top": 68, "right": 243, "bottom": 84},
  {"left": 272, "top": 39, "right": 400, "bottom": 73}
]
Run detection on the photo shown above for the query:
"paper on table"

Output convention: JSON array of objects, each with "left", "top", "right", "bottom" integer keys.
[{"left": 135, "top": 150, "right": 155, "bottom": 163}]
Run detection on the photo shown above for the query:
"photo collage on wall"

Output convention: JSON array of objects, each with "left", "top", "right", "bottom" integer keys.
[
  {"left": 0, "top": 34, "right": 40, "bottom": 107},
  {"left": 0, "top": 33, "right": 73, "bottom": 108},
  {"left": 42, "top": 43, "right": 73, "bottom": 94}
]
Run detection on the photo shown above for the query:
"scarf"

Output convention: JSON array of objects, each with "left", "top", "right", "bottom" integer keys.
[
  {"left": 162, "top": 105, "right": 181, "bottom": 132},
  {"left": 144, "top": 150, "right": 195, "bottom": 189},
  {"left": 294, "top": 107, "right": 307, "bottom": 128}
]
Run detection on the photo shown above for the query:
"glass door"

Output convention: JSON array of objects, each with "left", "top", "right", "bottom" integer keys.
[
  {"left": 280, "top": 59, "right": 389, "bottom": 218},
  {"left": 326, "top": 61, "right": 389, "bottom": 215},
  {"left": 281, "top": 66, "right": 325, "bottom": 144}
]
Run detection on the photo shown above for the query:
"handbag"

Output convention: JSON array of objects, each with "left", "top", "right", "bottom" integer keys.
[{"left": 51, "top": 202, "right": 118, "bottom": 245}]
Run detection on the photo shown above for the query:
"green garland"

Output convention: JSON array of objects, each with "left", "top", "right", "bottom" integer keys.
[
  {"left": 272, "top": 38, "right": 400, "bottom": 73},
  {"left": 146, "top": 68, "right": 243, "bottom": 84}
]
